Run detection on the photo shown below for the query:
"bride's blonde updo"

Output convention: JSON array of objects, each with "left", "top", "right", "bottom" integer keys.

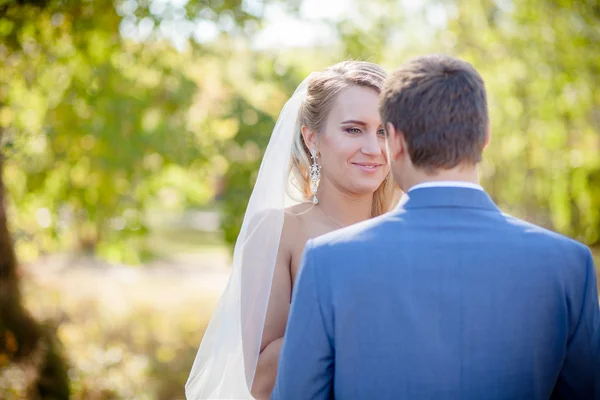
[{"left": 288, "top": 61, "right": 398, "bottom": 216}]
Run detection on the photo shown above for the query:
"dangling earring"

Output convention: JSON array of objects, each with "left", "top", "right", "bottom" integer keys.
[{"left": 309, "top": 148, "right": 321, "bottom": 205}]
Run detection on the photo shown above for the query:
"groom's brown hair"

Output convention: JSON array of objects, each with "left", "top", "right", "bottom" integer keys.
[{"left": 379, "top": 54, "right": 488, "bottom": 171}]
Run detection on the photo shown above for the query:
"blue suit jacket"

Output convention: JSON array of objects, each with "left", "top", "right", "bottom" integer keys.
[{"left": 272, "top": 187, "right": 600, "bottom": 400}]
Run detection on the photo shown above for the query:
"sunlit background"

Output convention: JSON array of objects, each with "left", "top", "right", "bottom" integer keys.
[{"left": 1, "top": 0, "right": 598, "bottom": 398}]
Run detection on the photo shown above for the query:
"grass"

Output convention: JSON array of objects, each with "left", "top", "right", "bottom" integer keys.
[
  {"left": 15, "top": 259, "right": 226, "bottom": 400},
  {"left": 5, "top": 218, "right": 231, "bottom": 399},
  {"left": 130, "top": 208, "right": 229, "bottom": 263},
  {"left": 143, "top": 228, "right": 226, "bottom": 256}
]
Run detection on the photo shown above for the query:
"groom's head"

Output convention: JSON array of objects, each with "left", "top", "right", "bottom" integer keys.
[{"left": 379, "top": 54, "right": 489, "bottom": 191}]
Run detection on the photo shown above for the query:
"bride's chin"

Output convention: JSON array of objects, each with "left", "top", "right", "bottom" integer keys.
[{"left": 351, "top": 182, "right": 384, "bottom": 196}]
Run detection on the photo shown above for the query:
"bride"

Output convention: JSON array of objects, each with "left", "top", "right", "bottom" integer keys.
[{"left": 186, "top": 61, "right": 399, "bottom": 399}]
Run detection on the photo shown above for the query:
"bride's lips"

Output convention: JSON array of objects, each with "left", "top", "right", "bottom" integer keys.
[{"left": 352, "top": 162, "right": 382, "bottom": 173}]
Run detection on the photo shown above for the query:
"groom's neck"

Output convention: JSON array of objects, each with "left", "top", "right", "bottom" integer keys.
[{"left": 404, "top": 164, "right": 480, "bottom": 190}]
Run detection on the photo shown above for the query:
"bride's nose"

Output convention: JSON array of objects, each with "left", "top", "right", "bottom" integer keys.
[{"left": 361, "top": 132, "right": 382, "bottom": 156}]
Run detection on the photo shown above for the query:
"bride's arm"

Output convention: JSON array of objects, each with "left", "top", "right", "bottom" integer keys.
[{"left": 250, "top": 217, "right": 293, "bottom": 400}]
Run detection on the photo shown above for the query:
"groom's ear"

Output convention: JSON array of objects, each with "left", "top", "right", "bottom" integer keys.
[
  {"left": 483, "top": 122, "right": 491, "bottom": 150},
  {"left": 385, "top": 122, "right": 404, "bottom": 161},
  {"left": 301, "top": 125, "right": 318, "bottom": 152}
]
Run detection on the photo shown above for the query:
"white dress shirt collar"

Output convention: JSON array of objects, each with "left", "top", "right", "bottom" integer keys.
[{"left": 407, "top": 181, "right": 484, "bottom": 193}]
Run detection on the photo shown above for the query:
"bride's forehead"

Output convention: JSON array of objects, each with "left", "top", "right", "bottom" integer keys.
[{"left": 329, "top": 86, "right": 381, "bottom": 122}]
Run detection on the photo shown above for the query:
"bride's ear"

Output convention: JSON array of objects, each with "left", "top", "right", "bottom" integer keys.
[{"left": 301, "top": 125, "right": 318, "bottom": 153}]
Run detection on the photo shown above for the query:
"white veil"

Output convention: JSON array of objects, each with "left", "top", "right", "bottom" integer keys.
[{"left": 185, "top": 75, "right": 313, "bottom": 399}]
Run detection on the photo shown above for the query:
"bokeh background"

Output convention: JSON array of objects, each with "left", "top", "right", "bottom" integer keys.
[{"left": 0, "top": 0, "right": 598, "bottom": 398}]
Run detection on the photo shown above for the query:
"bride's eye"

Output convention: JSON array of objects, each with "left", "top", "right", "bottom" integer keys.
[
  {"left": 377, "top": 129, "right": 387, "bottom": 137},
  {"left": 345, "top": 127, "right": 362, "bottom": 135}
]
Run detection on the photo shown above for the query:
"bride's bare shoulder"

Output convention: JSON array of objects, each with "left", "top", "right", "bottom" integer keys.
[
  {"left": 280, "top": 203, "right": 312, "bottom": 245},
  {"left": 284, "top": 203, "right": 312, "bottom": 217},
  {"left": 283, "top": 203, "right": 313, "bottom": 226}
]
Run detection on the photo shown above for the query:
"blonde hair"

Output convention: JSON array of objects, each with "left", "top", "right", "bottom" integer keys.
[{"left": 288, "top": 61, "right": 398, "bottom": 216}]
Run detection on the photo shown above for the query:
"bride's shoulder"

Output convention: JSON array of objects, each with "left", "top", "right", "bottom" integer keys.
[
  {"left": 281, "top": 203, "right": 312, "bottom": 241},
  {"left": 244, "top": 204, "right": 311, "bottom": 237},
  {"left": 284, "top": 203, "right": 312, "bottom": 215},
  {"left": 283, "top": 203, "right": 312, "bottom": 224}
]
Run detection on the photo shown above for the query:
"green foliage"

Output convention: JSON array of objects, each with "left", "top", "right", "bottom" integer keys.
[
  {"left": 219, "top": 57, "right": 308, "bottom": 247},
  {"left": 335, "top": 1, "right": 405, "bottom": 63},
  {"left": 440, "top": 0, "right": 600, "bottom": 245},
  {"left": 0, "top": 0, "right": 243, "bottom": 262}
]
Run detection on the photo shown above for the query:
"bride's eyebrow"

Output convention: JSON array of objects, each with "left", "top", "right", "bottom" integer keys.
[{"left": 340, "top": 120, "right": 367, "bottom": 126}]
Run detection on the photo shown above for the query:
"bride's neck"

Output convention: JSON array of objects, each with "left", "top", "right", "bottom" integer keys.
[{"left": 316, "top": 179, "right": 373, "bottom": 227}]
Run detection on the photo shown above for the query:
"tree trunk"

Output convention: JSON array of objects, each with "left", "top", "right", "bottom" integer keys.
[
  {"left": 0, "top": 137, "right": 42, "bottom": 362},
  {"left": 0, "top": 127, "right": 70, "bottom": 398}
]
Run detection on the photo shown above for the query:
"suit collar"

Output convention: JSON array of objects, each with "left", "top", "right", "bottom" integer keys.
[{"left": 398, "top": 186, "right": 500, "bottom": 212}]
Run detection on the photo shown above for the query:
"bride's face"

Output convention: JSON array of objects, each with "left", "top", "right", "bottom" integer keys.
[{"left": 318, "top": 85, "right": 389, "bottom": 196}]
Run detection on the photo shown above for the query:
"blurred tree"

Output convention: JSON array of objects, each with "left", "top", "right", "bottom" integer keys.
[
  {"left": 218, "top": 54, "right": 309, "bottom": 247},
  {"left": 335, "top": 0, "right": 405, "bottom": 63},
  {"left": 0, "top": 0, "right": 278, "bottom": 263},
  {"left": 1, "top": 2, "right": 70, "bottom": 399},
  {"left": 0, "top": 0, "right": 271, "bottom": 395},
  {"left": 440, "top": 0, "right": 600, "bottom": 246},
  {"left": 2, "top": 1, "right": 206, "bottom": 263}
]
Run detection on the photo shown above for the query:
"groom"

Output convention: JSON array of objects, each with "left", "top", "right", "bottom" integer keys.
[{"left": 271, "top": 54, "right": 600, "bottom": 399}]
